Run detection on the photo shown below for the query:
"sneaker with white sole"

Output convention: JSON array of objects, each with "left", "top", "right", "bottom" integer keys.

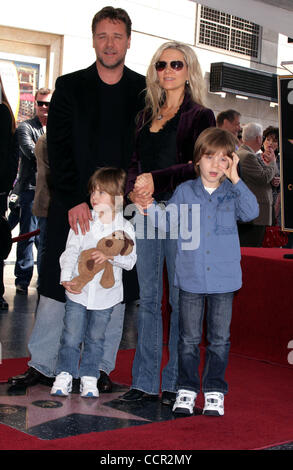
[
  {"left": 80, "top": 376, "right": 99, "bottom": 398},
  {"left": 203, "top": 392, "right": 224, "bottom": 416},
  {"left": 172, "top": 389, "right": 197, "bottom": 415},
  {"left": 51, "top": 372, "right": 72, "bottom": 396}
]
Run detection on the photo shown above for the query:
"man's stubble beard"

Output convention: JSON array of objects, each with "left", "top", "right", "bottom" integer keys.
[{"left": 97, "top": 56, "right": 125, "bottom": 70}]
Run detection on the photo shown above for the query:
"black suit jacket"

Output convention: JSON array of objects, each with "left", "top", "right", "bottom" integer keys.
[
  {"left": 47, "top": 63, "right": 145, "bottom": 210},
  {"left": 40, "top": 63, "right": 145, "bottom": 302}
]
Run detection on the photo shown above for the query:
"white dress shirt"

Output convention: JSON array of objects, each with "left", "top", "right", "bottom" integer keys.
[{"left": 60, "top": 210, "right": 136, "bottom": 310}]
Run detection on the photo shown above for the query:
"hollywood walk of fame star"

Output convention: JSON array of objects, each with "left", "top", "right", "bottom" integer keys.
[{"left": 0, "top": 382, "right": 177, "bottom": 439}]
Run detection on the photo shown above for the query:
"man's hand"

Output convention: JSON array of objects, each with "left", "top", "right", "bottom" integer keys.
[{"left": 68, "top": 202, "right": 92, "bottom": 235}]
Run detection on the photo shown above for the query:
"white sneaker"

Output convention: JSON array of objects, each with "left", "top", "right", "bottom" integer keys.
[
  {"left": 80, "top": 376, "right": 99, "bottom": 398},
  {"left": 172, "top": 389, "right": 197, "bottom": 415},
  {"left": 51, "top": 372, "right": 72, "bottom": 396},
  {"left": 203, "top": 392, "right": 224, "bottom": 416}
]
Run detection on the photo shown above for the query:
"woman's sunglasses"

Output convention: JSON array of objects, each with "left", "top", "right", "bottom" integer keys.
[{"left": 155, "top": 60, "right": 185, "bottom": 72}]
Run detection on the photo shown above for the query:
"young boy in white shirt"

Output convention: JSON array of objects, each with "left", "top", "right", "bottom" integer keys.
[{"left": 51, "top": 167, "right": 136, "bottom": 398}]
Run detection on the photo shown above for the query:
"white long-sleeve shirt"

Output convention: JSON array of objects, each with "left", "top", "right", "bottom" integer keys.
[{"left": 60, "top": 210, "right": 136, "bottom": 310}]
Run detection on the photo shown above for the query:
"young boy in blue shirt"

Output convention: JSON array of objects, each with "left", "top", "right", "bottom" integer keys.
[{"left": 145, "top": 127, "right": 259, "bottom": 416}]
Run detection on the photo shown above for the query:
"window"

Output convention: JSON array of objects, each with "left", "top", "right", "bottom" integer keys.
[{"left": 197, "top": 5, "right": 261, "bottom": 59}]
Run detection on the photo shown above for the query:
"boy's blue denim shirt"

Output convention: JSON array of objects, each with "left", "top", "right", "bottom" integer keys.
[{"left": 147, "top": 177, "right": 259, "bottom": 294}]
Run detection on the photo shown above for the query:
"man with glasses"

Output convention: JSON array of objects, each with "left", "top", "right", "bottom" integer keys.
[
  {"left": 14, "top": 88, "right": 52, "bottom": 295},
  {"left": 8, "top": 7, "right": 145, "bottom": 393}
]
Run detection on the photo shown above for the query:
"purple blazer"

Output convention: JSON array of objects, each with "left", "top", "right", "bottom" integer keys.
[{"left": 126, "top": 93, "right": 216, "bottom": 196}]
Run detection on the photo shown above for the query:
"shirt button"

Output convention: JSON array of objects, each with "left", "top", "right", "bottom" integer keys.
[
  {"left": 207, "top": 267, "right": 210, "bottom": 271},
  {"left": 207, "top": 232, "right": 210, "bottom": 236},
  {"left": 206, "top": 250, "right": 210, "bottom": 254}
]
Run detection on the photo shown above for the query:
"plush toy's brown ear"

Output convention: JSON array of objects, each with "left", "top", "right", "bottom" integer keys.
[{"left": 120, "top": 231, "right": 134, "bottom": 256}]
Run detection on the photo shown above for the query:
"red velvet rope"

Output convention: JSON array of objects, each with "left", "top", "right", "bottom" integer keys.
[{"left": 11, "top": 229, "right": 40, "bottom": 243}]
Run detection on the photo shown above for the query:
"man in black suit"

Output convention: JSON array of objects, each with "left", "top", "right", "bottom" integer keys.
[{"left": 9, "top": 6, "right": 145, "bottom": 390}]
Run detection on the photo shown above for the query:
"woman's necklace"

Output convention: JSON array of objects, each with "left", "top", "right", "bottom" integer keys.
[{"left": 157, "top": 102, "right": 182, "bottom": 121}]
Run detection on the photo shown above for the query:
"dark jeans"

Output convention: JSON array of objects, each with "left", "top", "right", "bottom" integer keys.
[
  {"left": 14, "top": 189, "right": 39, "bottom": 287},
  {"left": 36, "top": 216, "right": 47, "bottom": 287},
  {"left": 178, "top": 290, "right": 234, "bottom": 395}
]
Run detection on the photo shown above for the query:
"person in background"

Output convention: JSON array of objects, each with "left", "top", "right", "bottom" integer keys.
[
  {"left": 237, "top": 122, "right": 277, "bottom": 247},
  {"left": 32, "top": 134, "right": 51, "bottom": 286},
  {"left": 120, "top": 41, "right": 215, "bottom": 405},
  {"left": 216, "top": 109, "right": 241, "bottom": 140},
  {"left": 0, "top": 74, "right": 17, "bottom": 310},
  {"left": 260, "top": 126, "right": 280, "bottom": 225},
  {"left": 14, "top": 88, "right": 52, "bottom": 295}
]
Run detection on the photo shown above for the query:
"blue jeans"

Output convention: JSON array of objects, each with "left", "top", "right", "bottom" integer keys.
[
  {"left": 28, "top": 295, "right": 125, "bottom": 377},
  {"left": 131, "top": 217, "right": 179, "bottom": 394},
  {"left": 14, "top": 189, "right": 39, "bottom": 287},
  {"left": 178, "top": 290, "right": 234, "bottom": 395},
  {"left": 55, "top": 298, "right": 113, "bottom": 378}
]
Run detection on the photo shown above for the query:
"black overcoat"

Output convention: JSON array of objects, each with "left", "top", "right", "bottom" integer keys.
[{"left": 40, "top": 63, "right": 145, "bottom": 302}]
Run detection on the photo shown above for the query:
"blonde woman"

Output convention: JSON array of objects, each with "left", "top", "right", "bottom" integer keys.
[{"left": 121, "top": 41, "right": 215, "bottom": 405}]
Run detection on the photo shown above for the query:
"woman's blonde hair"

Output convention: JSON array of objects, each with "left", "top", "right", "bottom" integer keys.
[{"left": 142, "top": 41, "right": 205, "bottom": 125}]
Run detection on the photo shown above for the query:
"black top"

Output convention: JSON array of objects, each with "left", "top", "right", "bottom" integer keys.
[
  {"left": 138, "top": 111, "right": 181, "bottom": 200},
  {"left": 93, "top": 74, "right": 130, "bottom": 169}
]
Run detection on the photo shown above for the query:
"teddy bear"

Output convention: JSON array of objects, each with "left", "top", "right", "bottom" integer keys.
[{"left": 70, "top": 230, "right": 134, "bottom": 291}]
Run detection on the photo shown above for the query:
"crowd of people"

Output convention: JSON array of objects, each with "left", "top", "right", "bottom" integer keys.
[{"left": 0, "top": 6, "right": 287, "bottom": 416}]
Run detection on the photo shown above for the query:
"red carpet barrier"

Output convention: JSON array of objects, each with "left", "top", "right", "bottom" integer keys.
[{"left": 231, "top": 248, "right": 293, "bottom": 366}]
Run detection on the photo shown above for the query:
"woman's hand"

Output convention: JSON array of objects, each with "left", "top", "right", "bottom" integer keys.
[
  {"left": 134, "top": 173, "right": 154, "bottom": 196},
  {"left": 262, "top": 148, "right": 276, "bottom": 164},
  {"left": 129, "top": 190, "right": 154, "bottom": 214},
  {"left": 271, "top": 176, "right": 280, "bottom": 187},
  {"left": 220, "top": 152, "right": 240, "bottom": 185},
  {"left": 61, "top": 280, "right": 81, "bottom": 294},
  {"left": 127, "top": 173, "right": 154, "bottom": 213}
]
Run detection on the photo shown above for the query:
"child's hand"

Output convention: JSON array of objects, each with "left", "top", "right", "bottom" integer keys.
[
  {"left": 91, "top": 249, "right": 113, "bottom": 264},
  {"left": 61, "top": 280, "right": 81, "bottom": 294},
  {"left": 220, "top": 152, "right": 240, "bottom": 185}
]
